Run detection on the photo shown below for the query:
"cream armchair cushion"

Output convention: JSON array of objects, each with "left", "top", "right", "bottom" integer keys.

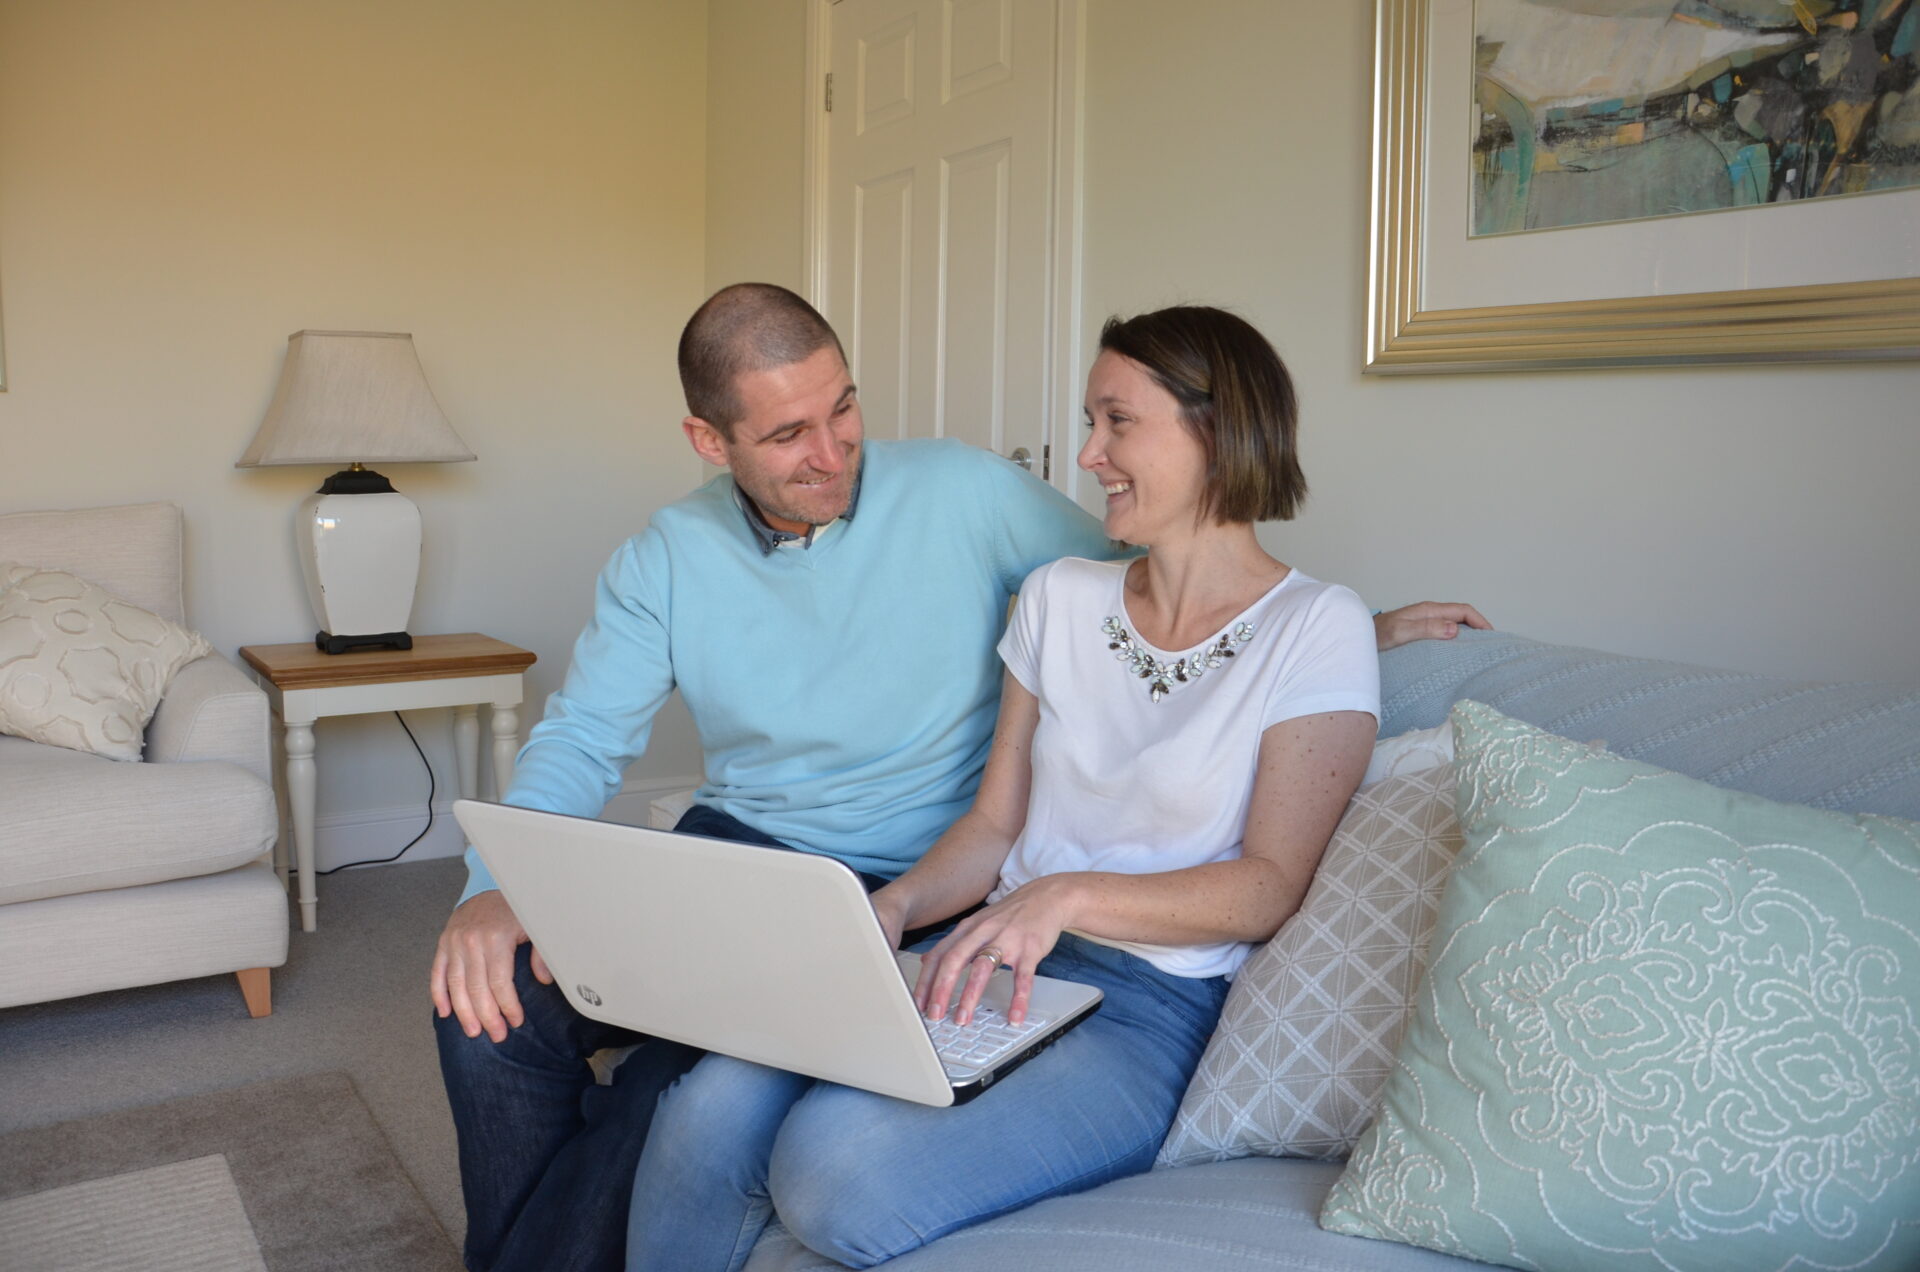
[
  {"left": 0, "top": 563, "right": 213, "bottom": 760},
  {"left": 0, "top": 735, "right": 275, "bottom": 905}
]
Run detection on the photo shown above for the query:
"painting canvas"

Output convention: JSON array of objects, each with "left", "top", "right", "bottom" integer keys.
[{"left": 1471, "top": 0, "right": 1920, "bottom": 236}]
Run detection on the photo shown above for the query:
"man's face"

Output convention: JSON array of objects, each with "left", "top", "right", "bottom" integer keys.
[{"left": 684, "top": 346, "right": 863, "bottom": 535}]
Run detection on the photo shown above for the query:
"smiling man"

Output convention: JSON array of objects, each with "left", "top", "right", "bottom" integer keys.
[
  {"left": 429, "top": 283, "right": 1484, "bottom": 1272},
  {"left": 430, "top": 283, "right": 1121, "bottom": 1272}
]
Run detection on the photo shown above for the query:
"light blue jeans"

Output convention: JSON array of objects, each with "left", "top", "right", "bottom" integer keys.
[{"left": 623, "top": 932, "right": 1228, "bottom": 1271}]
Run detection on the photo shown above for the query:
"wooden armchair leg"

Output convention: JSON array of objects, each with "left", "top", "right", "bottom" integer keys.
[{"left": 236, "top": 967, "right": 273, "bottom": 1018}]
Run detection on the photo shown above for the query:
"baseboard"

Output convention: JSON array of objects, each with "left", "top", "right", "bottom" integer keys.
[
  {"left": 310, "top": 801, "right": 467, "bottom": 872},
  {"left": 308, "top": 776, "right": 703, "bottom": 872}
]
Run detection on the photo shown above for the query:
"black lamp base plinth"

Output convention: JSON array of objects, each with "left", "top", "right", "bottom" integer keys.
[{"left": 316, "top": 630, "right": 414, "bottom": 655}]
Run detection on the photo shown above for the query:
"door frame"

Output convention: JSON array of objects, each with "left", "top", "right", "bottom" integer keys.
[{"left": 802, "top": 0, "right": 1089, "bottom": 497}]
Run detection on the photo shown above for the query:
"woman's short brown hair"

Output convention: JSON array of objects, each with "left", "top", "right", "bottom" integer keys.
[{"left": 1098, "top": 306, "right": 1305, "bottom": 525}]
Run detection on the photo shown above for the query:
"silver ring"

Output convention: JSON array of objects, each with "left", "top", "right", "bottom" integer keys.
[{"left": 975, "top": 945, "right": 1005, "bottom": 970}]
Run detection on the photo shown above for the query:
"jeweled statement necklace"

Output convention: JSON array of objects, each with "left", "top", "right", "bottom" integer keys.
[{"left": 1101, "top": 616, "right": 1256, "bottom": 703}]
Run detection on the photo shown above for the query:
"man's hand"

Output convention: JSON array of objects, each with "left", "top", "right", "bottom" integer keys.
[
  {"left": 1374, "top": 601, "right": 1492, "bottom": 651},
  {"left": 430, "top": 890, "right": 552, "bottom": 1043}
]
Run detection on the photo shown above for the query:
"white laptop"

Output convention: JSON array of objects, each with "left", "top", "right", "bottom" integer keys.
[{"left": 453, "top": 799, "right": 1103, "bottom": 1107}]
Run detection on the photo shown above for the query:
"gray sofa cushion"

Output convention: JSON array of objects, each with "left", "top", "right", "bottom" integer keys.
[
  {"left": 743, "top": 1157, "right": 1474, "bottom": 1271},
  {"left": 1377, "top": 630, "right": 1920, "bottom": 819},
  {"left": 0, "top": 735, "right": 276, "bottom": 904}
]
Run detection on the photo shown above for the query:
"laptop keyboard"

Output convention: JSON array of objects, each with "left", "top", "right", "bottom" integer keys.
[{"left": 925, "top": 1003, "right": 1052, "bottom": 1076}]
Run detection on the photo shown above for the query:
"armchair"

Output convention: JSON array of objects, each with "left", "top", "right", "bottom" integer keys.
[{"left": 0, "top": 502, "right": 288, "bottom": 1015}]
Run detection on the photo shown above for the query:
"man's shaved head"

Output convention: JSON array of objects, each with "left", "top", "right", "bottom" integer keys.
[{"left": 678, "top": 284, "right": 847, "bottom": 438}]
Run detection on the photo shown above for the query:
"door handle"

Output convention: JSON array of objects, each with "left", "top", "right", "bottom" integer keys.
[{"left": 1008, "top": 447, "right": 1033, "bottom": 471}]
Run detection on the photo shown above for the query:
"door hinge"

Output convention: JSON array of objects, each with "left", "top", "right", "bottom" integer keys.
[
  {"left": 824, "top": 72, "right": 835, "bottom": 112},
  {"left": 1042, "top": 444, "right": 1051, "bottom": 480}
]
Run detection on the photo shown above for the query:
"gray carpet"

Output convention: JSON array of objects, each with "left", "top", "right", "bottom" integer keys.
[
  {"left": 0, "top": 857, "right": 470, "bottom": 1245},
  {"left": 0, "top": 1071, "right": 459, "bottom": 1271}
]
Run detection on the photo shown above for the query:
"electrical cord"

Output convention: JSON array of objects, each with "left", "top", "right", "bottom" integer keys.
[{"left": 317, "top": 711, "right": 436, "bottom": 875}]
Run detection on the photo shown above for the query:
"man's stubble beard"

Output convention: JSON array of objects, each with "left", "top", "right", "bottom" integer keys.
[{"left": 747, "top": 447, "right": 859, "bottom": 529}]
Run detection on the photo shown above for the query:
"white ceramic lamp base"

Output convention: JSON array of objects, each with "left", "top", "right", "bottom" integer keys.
[{"left": 296, "top": 474, "right": 422, "bottom": 654}]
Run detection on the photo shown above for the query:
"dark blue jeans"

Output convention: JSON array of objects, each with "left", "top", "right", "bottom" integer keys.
[{"left": 434, "top": 804, "right": 816, "bottom": 1272}]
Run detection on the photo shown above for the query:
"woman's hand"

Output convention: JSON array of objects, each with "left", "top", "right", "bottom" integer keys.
[{"left": 915, "top": 875, "right": 1080, "bottom": 1027}]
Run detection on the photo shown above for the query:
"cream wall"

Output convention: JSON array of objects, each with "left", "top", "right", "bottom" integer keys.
[
  {"left": 706, "top": 0, "right": 1920, "bottom": 688},
  {"left": 707, "top": 0, "right": 809, "bottom": 292},
  {"left": 0, "top": 0, "right": 711, "bottom": 867}
]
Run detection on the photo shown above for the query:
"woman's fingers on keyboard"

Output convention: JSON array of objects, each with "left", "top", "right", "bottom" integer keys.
[
  {"left": 916, "top": 927, "right": 977, "bottom": 1020},
  {"left": 1007, "top": 968, "right": 1035, "bottom": 1026},
  {"left": 953, "top": 958, "right": 997, "bottom": 1026}
]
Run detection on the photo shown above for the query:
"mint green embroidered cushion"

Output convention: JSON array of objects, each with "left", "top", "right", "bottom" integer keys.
[{"left": 1320, "top": 700, "right": 1920, "bottom": 1271}]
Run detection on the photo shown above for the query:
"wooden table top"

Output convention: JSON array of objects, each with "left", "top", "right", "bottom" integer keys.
[{"left": 239, "top": 633, "right": 537, "bottom": 690}]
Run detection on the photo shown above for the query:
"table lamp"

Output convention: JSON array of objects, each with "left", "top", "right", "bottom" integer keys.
[{"left": 237, "top": 330, "right": 474, "bottom": 654}]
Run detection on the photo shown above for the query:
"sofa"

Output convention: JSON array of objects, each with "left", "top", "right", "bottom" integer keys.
[
  {"left": 737, "top": 626, "right": 1920, "bottom": 1271},
  {"left": 0, "top": 501, "right": 288, "bottom": 1016}
]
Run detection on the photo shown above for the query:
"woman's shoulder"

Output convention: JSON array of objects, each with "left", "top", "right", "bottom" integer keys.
[
  {"left": 1267, "top": 570, "right": 1375, "bottom": 643},
  {"left": 1019, "top": 555, "right": 1125, "bottom": 599},
  {"left": 1274, "top": 569, "right": 1365, "bottom": 611}
]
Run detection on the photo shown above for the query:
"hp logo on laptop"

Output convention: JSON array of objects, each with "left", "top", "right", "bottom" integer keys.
[{"left": 577, "top": 984, "right": 602, "bottom": 1007}]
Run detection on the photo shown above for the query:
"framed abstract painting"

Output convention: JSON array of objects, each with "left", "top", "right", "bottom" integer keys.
[{"left": 1366, "top": 0, "right": 1920, "bottom": 373}]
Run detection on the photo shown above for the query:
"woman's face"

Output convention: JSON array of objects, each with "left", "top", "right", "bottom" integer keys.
[{"left": 1077, "top": 350, "right": 1209, "bottom": 545}]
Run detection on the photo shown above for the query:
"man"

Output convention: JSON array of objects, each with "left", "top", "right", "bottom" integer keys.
[{"left": 431, "top": 283, "right": 1486, "bottom": 1272}]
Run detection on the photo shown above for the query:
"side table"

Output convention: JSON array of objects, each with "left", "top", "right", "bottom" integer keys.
[{"left": 239, "top": 633, "right": 537, "bottom": 932}]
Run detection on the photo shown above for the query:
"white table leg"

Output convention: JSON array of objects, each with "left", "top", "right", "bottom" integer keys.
[
  {"left": 490, "top": 704, "right": 520, "bottom": 799},
  {"left": 285, "top": 718, "right": 318, "bottom": 933},
  {"left": 453, "top": 705, "right": 481, "bottom": 800}
]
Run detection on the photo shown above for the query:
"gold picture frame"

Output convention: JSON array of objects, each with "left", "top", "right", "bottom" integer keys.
[{"left": 1366, "top": 0, "right": 1920, "bottom": 375}]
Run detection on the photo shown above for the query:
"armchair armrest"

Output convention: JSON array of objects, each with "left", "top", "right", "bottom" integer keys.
[{"left": 145, "top": 653, "right": 273, "bottom": 785}]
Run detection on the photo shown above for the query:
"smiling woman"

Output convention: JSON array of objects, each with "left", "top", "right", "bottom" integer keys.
[
  {"left": 1084, "top": 307, "right": 1307, "bottom": 539},
  {"left": 622, "top": 304, "right": 1384, "bottom": 1272}
]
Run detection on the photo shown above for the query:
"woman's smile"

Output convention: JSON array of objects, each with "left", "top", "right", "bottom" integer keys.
[{"left": 1079, "top": 350, "right": 1208, "bottom": 546}]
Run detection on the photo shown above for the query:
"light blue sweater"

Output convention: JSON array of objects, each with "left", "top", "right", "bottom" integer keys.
[{"left": 460, "top": 439, "right": 1115, "bottom": 902}]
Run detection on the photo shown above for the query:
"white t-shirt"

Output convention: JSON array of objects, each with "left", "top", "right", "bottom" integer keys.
[{"left": 989, "top": 556, "right": 1380, "bottom": 979}]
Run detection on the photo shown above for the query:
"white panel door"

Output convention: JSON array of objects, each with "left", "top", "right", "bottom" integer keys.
[{"left": 825, "top": 0, "right": 1059, "bottom": 476}]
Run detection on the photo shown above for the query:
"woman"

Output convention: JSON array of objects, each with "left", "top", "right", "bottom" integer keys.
[{"left": 625, "top": 306, "right": 1381, "bottom": 1271}]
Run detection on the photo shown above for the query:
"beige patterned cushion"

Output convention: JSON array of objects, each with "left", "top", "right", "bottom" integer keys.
[
  {"left": 1158, "top": 762, "right": 1462, "bottom": 1166},
  {"left": 0, "top": 564, "right": 213, "bottom": 761}
]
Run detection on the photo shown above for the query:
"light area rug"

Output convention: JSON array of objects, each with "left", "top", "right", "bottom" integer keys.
[
  {"left": 0, "top": 1071, "right": 459, "bottom": 1272},
  {"left": 0, "top": 1155, "right": 267, "bottom": 1272}
]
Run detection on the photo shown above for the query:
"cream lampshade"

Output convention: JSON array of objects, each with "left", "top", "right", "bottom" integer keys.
[{"left": 237, "top": 330, "right": 474, "bottom": 654}]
